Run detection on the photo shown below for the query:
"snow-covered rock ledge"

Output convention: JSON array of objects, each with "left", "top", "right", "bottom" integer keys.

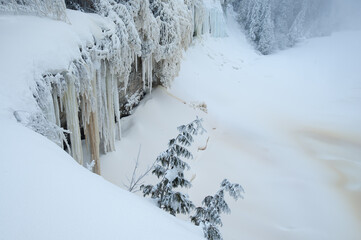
[
  {"left": 0, "top": 0, "right": 228, "bottom": 174},
  {"left": 0, "top": 1, "right": 228, "bottom": 239}
]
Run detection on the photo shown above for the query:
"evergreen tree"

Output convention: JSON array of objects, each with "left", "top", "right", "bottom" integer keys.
[
  {"left": 141, "top": 117, "right": 205, "bottom": 216},
  {"left": 191, "top": 179, "right": 244, "bottom": 240},
  {"left": 257, "top": 0, "right": 275, "bottom": 54},
  {"left": 288, "top": 0, "right": 309, "bottom": 45},
  {"left": 229, "top": 0, "right": 332, "bottom": 54}
]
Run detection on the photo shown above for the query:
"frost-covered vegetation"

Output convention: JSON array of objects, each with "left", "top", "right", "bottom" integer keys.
[
  {"left": 0, "top": 0, "right": 68, "bottom": 21},
  {"left": 141, "top": 118, "right": 205, "bottom": 216},
  {"left": 228, "top": 0, "right": 332, "bottom": 54},
  {"left": 0, "top": 0, "right": 228, "bottom": 173},
  {"left": 191, "top": 179, "right": 244, "bottom": 240},
  {"left": 141, "top": 119, "right": 244, "bottom": 240}
]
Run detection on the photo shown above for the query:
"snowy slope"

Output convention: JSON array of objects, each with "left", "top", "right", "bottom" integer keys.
[
  {"left": 0, "top": 11, "right": 203, "bottom": 240},
  {"left": 101, "top": 15, "right": 361, "bottom": 240},
  {"left": 0, "top": 121, "right": 203, "bottom": 240},
  {"left": 0, "top": 10, "right": 109, "bottom": 119}
]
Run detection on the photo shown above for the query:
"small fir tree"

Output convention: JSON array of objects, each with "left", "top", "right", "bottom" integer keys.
[
  {"left": 191, "top": 179, "right": 244, "bottom": 240},
  {"left": 141, "top": 117, "right": 205, "bottom": 216}
]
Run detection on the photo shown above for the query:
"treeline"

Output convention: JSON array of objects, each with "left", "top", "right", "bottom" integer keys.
[{"left": 228, "top": 0, "right": 332, "bottom": 54}]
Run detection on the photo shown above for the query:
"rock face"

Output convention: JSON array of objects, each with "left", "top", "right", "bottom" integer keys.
[
  {"left": 119, "top": 58, "right": 149, "bottom": 117},
  {"left": 65, "top": 0, "right": 97, "bottom": 13},
  {"left": 7, "top": 0, "right": 228, "bottom": 174}
]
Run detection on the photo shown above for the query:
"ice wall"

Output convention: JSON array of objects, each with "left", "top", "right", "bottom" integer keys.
[
  {"left": 22, "top": 0, "right": 227, "bottom": 174},
  {"left": 194, "top": 0, "right": 228, "bottom": 38}
]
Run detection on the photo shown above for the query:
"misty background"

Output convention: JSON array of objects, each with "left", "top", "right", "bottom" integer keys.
[
  {"left": 227, "top": 0, "right": 361, "bottom": 54},
  {"left": 333, "top": 0, "right": 361, "bottom": 30}
]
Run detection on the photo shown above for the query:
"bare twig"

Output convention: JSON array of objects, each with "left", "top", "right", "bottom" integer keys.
[
  {"left": 198, "top": 137, "right": 210, "bottom": 151},
  {"left": 124, "top": 145, "right": 156, "bottom": 193}
]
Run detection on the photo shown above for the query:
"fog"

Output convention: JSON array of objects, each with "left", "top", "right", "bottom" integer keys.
[{"left": 332, "top": 0, "right": 361, "bottom": 30}]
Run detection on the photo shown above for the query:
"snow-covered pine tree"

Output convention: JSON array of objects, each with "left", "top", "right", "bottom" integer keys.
[
  {"left": 229, "top": 0, "right": 332, "bottom": 54},
  {"left": 256, "top": 0, "right": 275, "bottom": 55},
  {"left": 191, "top": 179, "right": 244, "bottom": 240},
  {"left": 141, "top": 117, "right": 205, "bottom": 216}
]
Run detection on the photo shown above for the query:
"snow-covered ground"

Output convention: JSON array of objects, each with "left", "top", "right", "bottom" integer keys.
[
  {"left": 1, "top": 6, "right": 360, "bottom": 240},
  {"left": 0, "top": 11, "right": 203, "bottom": 240},
  {"left": 101, "top": 16, "right": 361, "bottom": 240}
]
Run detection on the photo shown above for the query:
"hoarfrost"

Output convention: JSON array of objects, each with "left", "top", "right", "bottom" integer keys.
[
  {"left": 16, "top": 0, "right": 226, "bottom": 173},
  {"left": 0, "top": 0, "right": 68, "bottom": 22}
]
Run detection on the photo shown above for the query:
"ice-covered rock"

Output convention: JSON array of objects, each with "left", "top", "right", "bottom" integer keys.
[{"left": 4, "top": 0, "right": 227, "bottom": 174}]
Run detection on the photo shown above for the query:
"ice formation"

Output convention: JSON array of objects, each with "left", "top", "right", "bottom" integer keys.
[
  {"left": 194, "top": 0, "right": 228, "bottom": 38},
  {"left": 0, "top": 0, "right": 68, "bottom": 21},
  {"left": 7, "top": 0, "right": 228, "bottom": 174}
]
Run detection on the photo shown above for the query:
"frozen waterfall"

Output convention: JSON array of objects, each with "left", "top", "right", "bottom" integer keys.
[
  {"left": 194, "top": 0, "right": 228, "bottom": 38},
  {"left": 18, "top": 0, "right": 228, "bottom": 174}
]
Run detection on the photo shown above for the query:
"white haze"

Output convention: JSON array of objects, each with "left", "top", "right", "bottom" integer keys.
[{"left": 332, "top": 0, "right": 361, "bottom": 30}]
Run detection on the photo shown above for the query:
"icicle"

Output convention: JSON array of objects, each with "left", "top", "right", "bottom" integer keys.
[
  {"left": 64, "top": 76, "right": 83, "bottom": 165},
  {"left": 83, "top": 72, "right": 101, "bottom": 174},
  {"left": 208, "top": 2, "right": 227, "bottom": 37},
  {"left": 202, "top": 6, "right": 210, "bottom": 35},
  {"left": 193, "top": 3, "right": 204, "bottom": 37},
  {"left": 36, "top": 76, "right": 57, "bottom": 125},
  {"left": 142, "top": 57, "right": 146, "bottom": 91},
  {"left": 97, "top": 60, "right": 108, "bottom": 153},
  {"left": 114, "top": 81, "right": 122, "bottom": 141},
  {"left": 52, "top": 90, "right": 61, "bottom": 128},
  {"left": 95, "top": 60, "right": 116, "bottom": 154},
  {"left": 140, "top": 55, "right": 153, "bottom": 93},
  {"left": 200, "top": 0, "right": 227, "bottom": 37},
  {"left": 51, "top": 86, "right": 63, "bottom": 148},
  {"left": 105, "top": 66, "right": 116, "bottom": 152},
  {"left": 192, "top": 0, "right": 227, "bottom": 38},
  {"left": 148, "top": 57, "right": 153, "bottom": 94}
]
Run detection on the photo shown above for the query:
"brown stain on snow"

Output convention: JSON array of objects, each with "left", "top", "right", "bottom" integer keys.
[{"left": 294, "top": 127, "right": 361, "bottom": 224}]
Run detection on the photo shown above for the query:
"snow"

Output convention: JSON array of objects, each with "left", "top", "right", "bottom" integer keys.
[
  {"left": 0, "top": 121, "right": 202, "bottom": 240},
  {"left": 100, "top": 14, "right": 361, "bottom": 240},
  {"left": 0, "top": 10, "right": 122, "bottom": 166},
  {"left": 1, "top": 2, "right": 360, "bottom": 240},
  {"left": 0, "top": 0, "right": 201, "bottom": 168},
  {"left": 0, "top": 10, "right": 112, "bottom": 118},
  {"left": 165, "top": 168, "right": 180, "bottom": 182},
  {"left": 0, "top": 10, "right": 203, "bottom": 240}
]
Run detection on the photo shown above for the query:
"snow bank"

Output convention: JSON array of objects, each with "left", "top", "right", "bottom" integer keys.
[
  {"left": 0, "top": 120, "right": 202, "bottom": 240},
  {"left": 101, "top": 15, "right": 361, "bottom": 240},
  {"left": 170, "top": 22, "right": 361, "bottom": 240}
]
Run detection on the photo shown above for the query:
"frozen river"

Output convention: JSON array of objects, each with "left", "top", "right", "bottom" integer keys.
[{"left": 101, "top": 20, "right": 361, "bottom": 240}]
